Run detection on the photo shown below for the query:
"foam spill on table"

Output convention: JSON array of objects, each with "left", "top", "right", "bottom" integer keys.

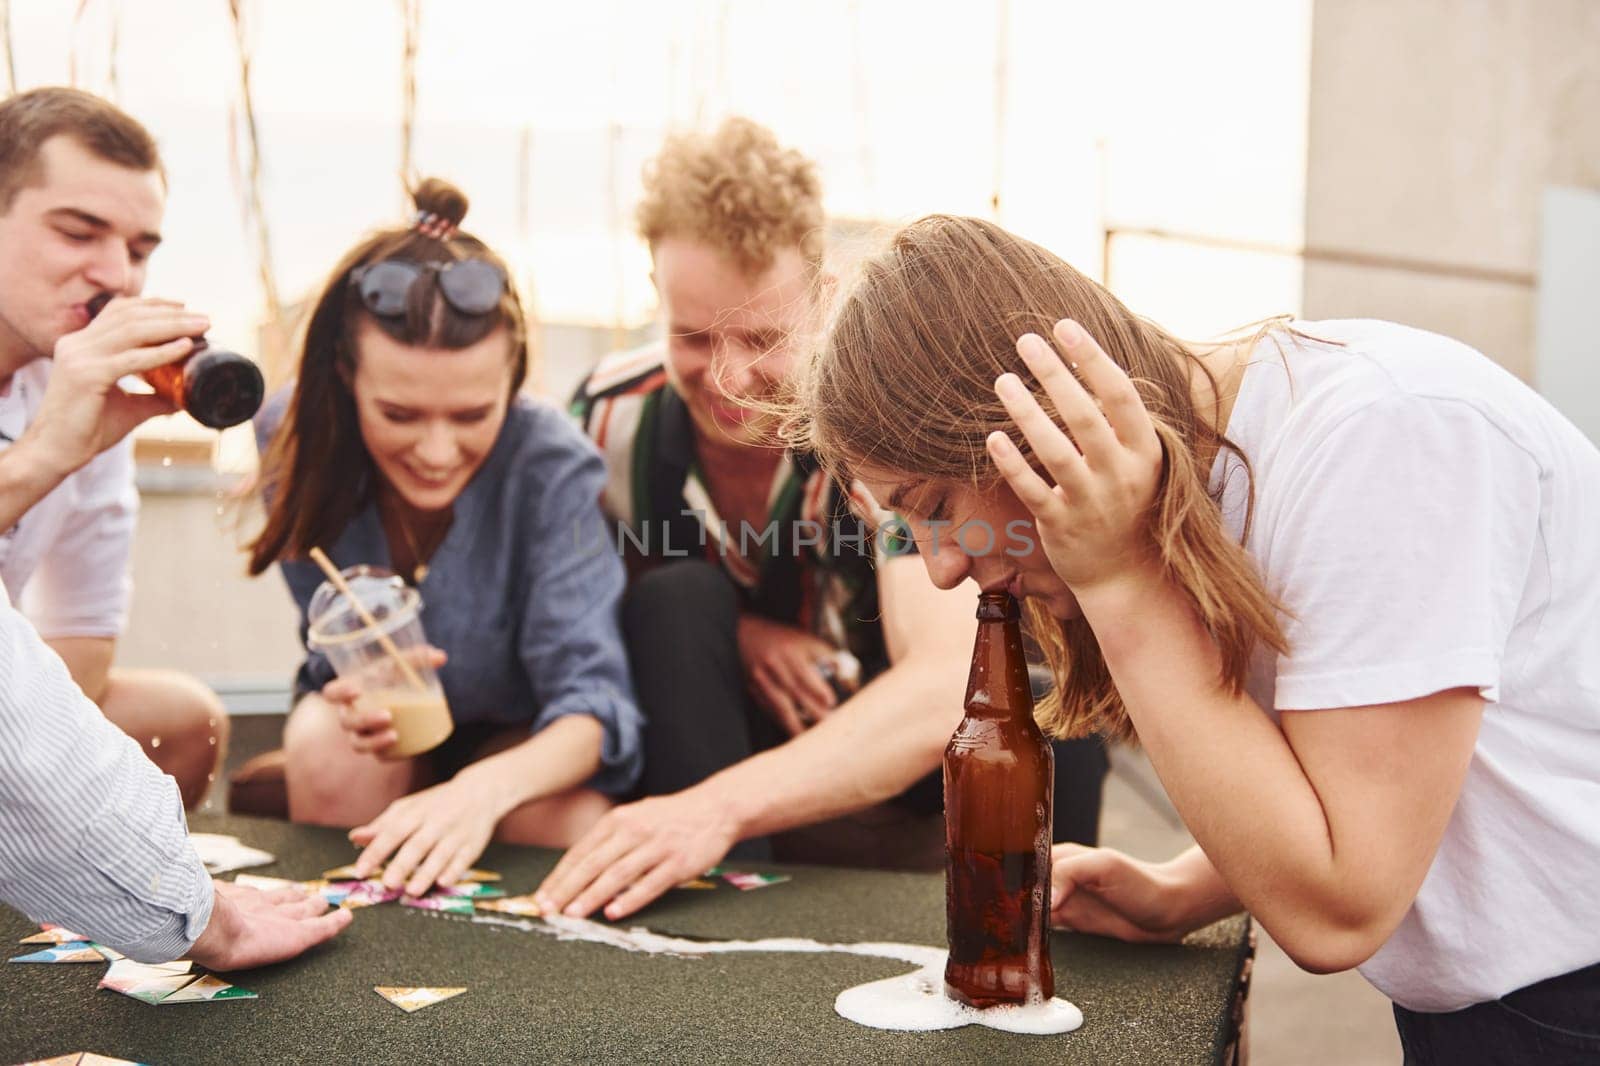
[{"left": 470, "top": 912, "right": 1083, "bottom": 1035}]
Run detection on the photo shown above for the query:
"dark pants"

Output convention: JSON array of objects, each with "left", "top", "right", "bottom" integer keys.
[
  {"left": 622, "top": 561, "right": 1110, "bottom": 861},
  {"left": 1393, "top": 960, "right": 1600, "bottom": 1065}
]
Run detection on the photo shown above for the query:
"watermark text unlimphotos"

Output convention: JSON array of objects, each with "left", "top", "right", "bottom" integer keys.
[{"left": 568, "top": 511, "right": 1038, "bottom": 560}]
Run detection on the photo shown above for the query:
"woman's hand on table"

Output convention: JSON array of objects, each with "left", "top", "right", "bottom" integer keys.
[
  {"left": 348, "top": 773, "right": 506, "bottom": 896},
  {"left": 1050, "top": 843, "right": 1222, "bottom": 944},
  {"left": 321, "top": 648, "right": 448, "bottom": 755},
  {"left": 187, "top": 879, "right": 352, "bottom": 972},
  {"left": 534, "top": 790, "right": 741, "bottom": 921}
]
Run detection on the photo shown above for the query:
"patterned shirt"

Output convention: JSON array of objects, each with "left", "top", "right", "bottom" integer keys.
[{"left": 570, "top": 341, "right": 912, "bottom": 677}]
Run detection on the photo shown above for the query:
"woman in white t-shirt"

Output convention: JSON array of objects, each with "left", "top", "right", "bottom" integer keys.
[{"left": 790, "top": 214, "right": 1600, "bottom": 1063}]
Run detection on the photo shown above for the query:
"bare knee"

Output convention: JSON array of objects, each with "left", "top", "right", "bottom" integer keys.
[
  {"left": 496, "top": 788, "right": 613, "bottom": 848},
  {"left": 161, "top": 679, "right": 227, "bottom": 808},
  {"left": 284, "top": 696, "right": 412, "bottom": 827},
  {"left": 104, "top": 670, "right": 228, "bottom": 810}
]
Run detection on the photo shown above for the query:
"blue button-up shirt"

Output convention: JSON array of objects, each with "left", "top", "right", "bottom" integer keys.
[{"left": 260, "top": 394, "right": 644, "bottom": 795}]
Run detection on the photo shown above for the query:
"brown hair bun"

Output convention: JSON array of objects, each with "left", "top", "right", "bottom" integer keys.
[{"left": 411, "top": 177, "right": 469, "bottom": 228}]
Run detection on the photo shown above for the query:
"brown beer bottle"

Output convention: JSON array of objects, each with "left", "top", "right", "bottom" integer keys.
[
  {"left": 86, "top": 293, "right": 264, "bottom": 429},
  {"left": 944, "top": 589, "right": 1055, "bottom": 1007},
  {"left": 139, "top": 338, "right": 264, "bottom": 430}
]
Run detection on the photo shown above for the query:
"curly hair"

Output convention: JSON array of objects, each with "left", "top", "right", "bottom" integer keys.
[{"left": 636, "top": 116, "right": 824, "bottom": 274}]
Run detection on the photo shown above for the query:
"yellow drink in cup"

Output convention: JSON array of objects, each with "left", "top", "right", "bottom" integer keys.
[
  {"left": 364, "top": 687, "right": 454, "bottom": 759},
  {"left": 307, "top": 565, "right": 454, "bottom": 760}
]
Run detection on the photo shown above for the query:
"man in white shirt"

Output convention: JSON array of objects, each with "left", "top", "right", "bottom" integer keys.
[
  {"left": 0, "top": 87, "right": 228, "bottom": 808},
  {"left": 0, "top": 576, "right": 349, "bottom": 965}
]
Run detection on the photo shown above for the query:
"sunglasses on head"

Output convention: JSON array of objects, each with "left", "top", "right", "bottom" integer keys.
[{"left": 349, "top": 258, "right": 508, "bottom": 318}]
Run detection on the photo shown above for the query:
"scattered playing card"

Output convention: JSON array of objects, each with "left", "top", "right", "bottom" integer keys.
[
  {"left": 99, "top": 959, "right": 252, "bottom": 1006},
  {"left": 432, "top": 881, "right": 505, "bottom": 900},
  {"left": 16, "top": 1054, "right": 148, "bottom": 1065},
  {"left": 674, "top": 879, "right": 717, "bottom": 890},
  {"left": 10, "top": 942, "right": 106, "bottom": 964},
  {"left": 339, "top": 881, "right": 403, "bottom": 909},
  {"left": 161, "top": 974, "right": 257, "bottom": 1004},
  {"left": 98, "top": 961, "right": 196, "bottom": 1005},
  {"left": 106, "top": 958, "right": 192, "bottom": 977},
  {"left": 718, "top": 871, "right": 791, "bottom": 891},
  {"left": 374, "top": 986, "right": 466, "bottom": 1013},
  {"left": 312, "top": 880, "right": 352, "bottom": 907},
  {"left": 188, "top": 833, "right": 275, "bottom": 875},
  {"left": 473, "top": 894, "right": 542, "bottom": 917},
  {"left": 399, "top": 895, "right": 474, "bottom": 916},
  {"left": 19, "top": 924, "right": 90, "bottom": 945},
  {"left": 321, "top": 864, "right": 370, "bottom": 881},
  {"left": 456, "top": 868, "right": 501, "bottom": 883}
]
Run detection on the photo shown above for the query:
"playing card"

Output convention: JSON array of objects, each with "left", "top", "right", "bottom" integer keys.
[
  {"left": 99, "top": 959, "right": 252, "bottom": 1006},
  {"left": 9, "top": 943, "right": 105, "bottom": 964},
  {"left": 321, "top": 863, "right": 370, "bottom": 881},
  {"left": 399, "top": 895, "right": 474, "bottom": 915},
  {"left": 98, "top": 967, "right": 196, "bottom": 1005},
  {"left": 374, "top": 986, "right": 466, "bottom": 1013},
  {"left": 160, "top": 974, "right": 257, "bottom": 1004},
  {"left": 19, "top": 925, "right": 90, "bottom": 945},
  {"left": 718, "top": 871, "right": 791, "bottom": 891},
  {"left": 188, "top": 833, "right": 275, "bottom": 875},
  {"left": 432, "top": 881, "right": 505, "bottom": 900},
  {"left": 472, "top": 894, "right": 542, "bottom": 917},
  {"left": 674, "top": 879, "right": 717, "bottom": 890},
  {"left": 16, "top": 1055, "right": 147, "bottom": 1065},
  {"left": 311, "top": 880, "right": 352, "bottom": 907},
  {"left": 340, "top": 881, "right": 403, "bottom": 909},
  {"left": 456, "top": 869, "right": 501, "bottom": 882}
]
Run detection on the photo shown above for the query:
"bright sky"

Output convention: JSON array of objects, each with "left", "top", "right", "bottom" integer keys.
[{"left": 7, "top": 0, "right": 1311, "bottom": 388}]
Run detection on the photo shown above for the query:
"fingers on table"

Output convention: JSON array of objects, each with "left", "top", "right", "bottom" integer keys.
[
  {"left": 566, "top": 845, "right": 665, "bottom": 920},
  {"left": 603, "top": 858, "right": 684, "bottom": 920},
  {"left": 539, "top": 825, "right": 635, "bottom": 912}
]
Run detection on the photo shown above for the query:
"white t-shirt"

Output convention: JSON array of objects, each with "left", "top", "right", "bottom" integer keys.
[
  {"left": 1210, "top": 319, "right": 1600, "bottom": 1012},
  {"left": 0, "top": 359, "right": 137, "bottom": 639}
]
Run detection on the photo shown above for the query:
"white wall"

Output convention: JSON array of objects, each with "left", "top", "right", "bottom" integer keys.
[
  {"left": 1301, "top": 0, "right": 1600, "bottom": 379},
  {"left": 1535, "top": 186, "right": 1600, "bottom": 444}
]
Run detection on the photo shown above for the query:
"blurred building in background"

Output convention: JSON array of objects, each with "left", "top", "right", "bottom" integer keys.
[
  {"left": 4, "top": 6, "right": 1592, "bottom": 1059},
  {"left": 3, "top": 0, "right": 1593, "bottom": 706}
]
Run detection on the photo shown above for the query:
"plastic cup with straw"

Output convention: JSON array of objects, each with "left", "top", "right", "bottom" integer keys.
[{"left": 305, "top": 548, "right": 453, "bottom": 759}]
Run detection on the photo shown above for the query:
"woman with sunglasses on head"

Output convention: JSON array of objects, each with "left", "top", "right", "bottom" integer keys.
[
  {"left": 789, "top": 215, "right": 1600, "bottom": 1064},
  {"left": 248, "top": 179, "right": 642, "bottom": 896}
]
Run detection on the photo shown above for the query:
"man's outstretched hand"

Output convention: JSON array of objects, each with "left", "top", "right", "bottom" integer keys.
[
  {"left": 536, "top": 790, "right": 742, "bottom": 921},
  {"left": 186, "top": 879, "right": 352, "bottom": 972}
]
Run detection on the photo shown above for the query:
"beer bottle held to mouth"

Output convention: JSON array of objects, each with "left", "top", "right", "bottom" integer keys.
[
  {"left": 944, "top": 589, "right": 1055, "bottom": 1007},
  {"left": 86, "top": 292, "right": 264, "bottom": 429}
]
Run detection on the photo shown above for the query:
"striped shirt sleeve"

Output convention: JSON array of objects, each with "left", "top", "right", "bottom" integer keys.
[{"left": 0, "top": 583, "right": 213, "bottom": 962}]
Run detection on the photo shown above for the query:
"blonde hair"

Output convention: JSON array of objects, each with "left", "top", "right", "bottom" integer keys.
[
  {"left": 788, "top": 215, "right": 1288, "bottom": 743},
  {"left": 636, "top": 116, "right": 824, "bottom": 274}
]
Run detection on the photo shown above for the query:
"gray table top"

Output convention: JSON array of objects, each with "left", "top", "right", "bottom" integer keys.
[{"left": 0, "top": 813, "right": 1250, "bottom": 1065}]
